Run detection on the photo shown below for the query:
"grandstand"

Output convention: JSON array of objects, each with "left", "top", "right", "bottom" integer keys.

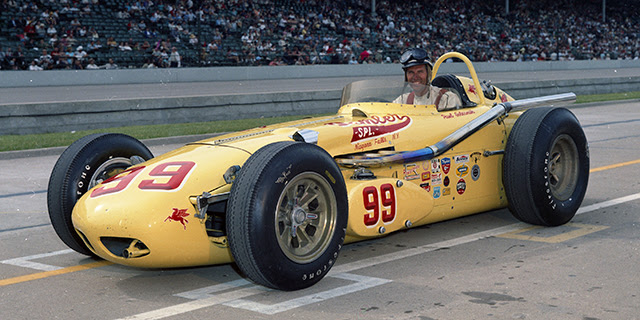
[{"left": 0, "top": 0, "right": 638, "bottom": 70}]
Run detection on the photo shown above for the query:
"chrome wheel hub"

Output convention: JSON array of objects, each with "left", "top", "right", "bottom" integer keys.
[{"left": 275, "top": 172, "right": 337, "bottom": 263}]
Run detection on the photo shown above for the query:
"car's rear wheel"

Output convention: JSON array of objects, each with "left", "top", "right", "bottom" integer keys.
[
  {"left": 227, "top": 141, "right": 348, "bottom": 291},
  {"left": 47, "top": 133, "right": 153, "bottom": 256},
  {"left": 503, "top": 107, "right": 589, "bottom": 226}
]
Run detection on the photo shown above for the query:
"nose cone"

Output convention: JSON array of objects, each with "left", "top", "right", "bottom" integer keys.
[
  {"left": 72, "top": 187, "right": 234, "bottom": 267},
  {"left": 71, "top": 144, "right": 248, "bottom": 267}
]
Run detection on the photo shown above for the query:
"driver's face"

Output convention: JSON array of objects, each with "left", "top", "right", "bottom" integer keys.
[{"left": 405, "top": 65, "right": 429, "bottom": 86}]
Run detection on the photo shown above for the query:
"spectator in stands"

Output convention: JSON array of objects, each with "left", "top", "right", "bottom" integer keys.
[
  {"left": 75, "top": 46, "right": 87, "bottom": 61},
  {"left": 86, "top": 58, "right": 99, "bottom": 69},
  {"left": 78, "top": 26, "right": 88, "bottom": 38},
  {"left": 72, "top": 58, "right": 83, "bottom": 69},
  {"left": 119, "top": 42, "right": 132, "bottom": 51},
  {"left": 28, "top": 59, "right": 43, "bottom": 70},
  {"left": 189, "top": 33, "right": 198, "bottom": 46},
  {"left": 46, "top": 24, "right": 57, "bottom": 37},
  {"left": 142, "top": 58, "right": 157, "bottom": 68},
  {"left": 169, "top": 47, "right": 181, "bottom": 67},
  {"left": 106, "top": 37, "right": 118, "bottom": 49},
  {"left": 89, "top": 27, "right": 99, "bottom": 40},
  {"left": 159, "top": 49, "right": 169, "bottom": 67},
  {"left": 87, "top": 41, "right": 99, "bottom": 52},
  {"left": 102, "top": 58, "right": 118, "bottom": 69},
  {"left": 392, "top": 48, "right": 461, "bottom": 111}
]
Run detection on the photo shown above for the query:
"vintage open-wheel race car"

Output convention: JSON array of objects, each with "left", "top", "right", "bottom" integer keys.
[{"left": 47, "top": 52, "right": 589, "bottom": 291}]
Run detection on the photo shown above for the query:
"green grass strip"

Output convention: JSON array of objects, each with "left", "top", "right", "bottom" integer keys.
[
  {"left": 575, "top": 91, "right": 640, "bottom": 104},
  {"left": 0, "top": 114, "right": 326, "bottom": 152}
]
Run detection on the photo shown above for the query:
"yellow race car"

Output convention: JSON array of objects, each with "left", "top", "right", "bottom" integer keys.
[{"left": 47, "top": 53, "right": 589, "bottom": 291}]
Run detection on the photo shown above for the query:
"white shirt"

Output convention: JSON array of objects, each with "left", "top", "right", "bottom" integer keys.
[{"left": 393, "top": 85, "right": 463, "bottom": 111}]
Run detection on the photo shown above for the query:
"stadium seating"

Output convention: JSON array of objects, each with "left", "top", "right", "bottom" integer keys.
[{"left": 0, "top": 0, "right": 638, "bottom": 70}]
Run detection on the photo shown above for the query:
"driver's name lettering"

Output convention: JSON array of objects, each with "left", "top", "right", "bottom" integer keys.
[{"left": 441, "top": 110, "right": 476, "bottom": 119}]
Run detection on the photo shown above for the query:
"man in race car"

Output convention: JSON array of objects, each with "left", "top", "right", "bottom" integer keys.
[{"left": 393, "top": 48, "right": 461, "bottom": 111}]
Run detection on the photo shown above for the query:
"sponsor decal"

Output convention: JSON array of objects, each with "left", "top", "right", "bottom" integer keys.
[
  {"left": 471, "top": 164, "right": 480, "bottom": 181},
  {"left": 165, "top": 208, "right": 190, "bottom": 230},
  {"left": 500, "top": 93, "right": 508, "bottom": 102},
  {"left": 456, "top": 164, "right": 469, "bottom": 177},
  {"left": 433, "top": 186, "right": 441, "bottom": 199},
  {"left": 326, "top": 114, "right": 412, "bottom": 144},
  {"left": 431, "top": 172, "right": 442, "bottom": 185},
  {"left": 431, "top": 158, "right": 441, "bottom": 173},
  {"left": 443, "top": 175, "right": 450, "bottom": 187},
  {"left": 420, "top": 182, "right": 431, "bottom": 192},
  {"left": 454, "top": 154, "right": 469, "bottom": 164},
  {"left": 421, "top": 171, "right": 431, "bottom": 181},
  {"left": 403, "top": 163, "right": 419, "bottom": 180},
  {"left": 441, "top": 157, "right": 451, "bottom": 174},
  {"left": 442, "top": 188, "right": 451, "bottom": 196},
  {"left": 457, "top": 178, "right": 467, "bottom": 195}
]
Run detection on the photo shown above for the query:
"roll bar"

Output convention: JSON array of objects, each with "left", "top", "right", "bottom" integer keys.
[{"left": 431, "top": 52, "right": 486, "bottom": 105}]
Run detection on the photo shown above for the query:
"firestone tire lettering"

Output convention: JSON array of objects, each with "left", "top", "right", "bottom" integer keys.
[{"left": 47, "top": 133, "right": 153, "bottom": 256}]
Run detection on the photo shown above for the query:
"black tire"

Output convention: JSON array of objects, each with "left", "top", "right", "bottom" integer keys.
[
  {"left": 503, "top": 107, "right": 589, "bottom": 226},
  {"left": 227, "top": 141, "right": 348, "bottom": 291},
  {"left": 47, "top": 133, "right": 153, "bottom": 256}
]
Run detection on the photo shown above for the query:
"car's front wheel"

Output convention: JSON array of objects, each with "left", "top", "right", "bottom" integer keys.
[
  {"left": 227, "top": 141, "right": 348, "bottom": 291},
  {"left": 47, "top": 133, "right": 153, "bottom": 256}
]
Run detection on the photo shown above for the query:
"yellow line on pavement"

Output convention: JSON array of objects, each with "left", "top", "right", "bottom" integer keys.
[
  {"left": 590, "top": 158, "right": 640, "bottom": 173},
  {"left": 497, "top": 223, "right": 610, "bottom": 243},
  {"left": 0, "top": 260, "right": 113, "bottom": 287}
]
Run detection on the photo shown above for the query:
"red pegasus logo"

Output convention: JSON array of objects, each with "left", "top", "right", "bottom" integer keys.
[{"left": 165, "top": 208, "right": 189, "bottom": 230}]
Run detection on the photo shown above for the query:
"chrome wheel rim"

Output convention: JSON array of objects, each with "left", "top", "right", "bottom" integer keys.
[
  {"left": 275, "top": 172, "right": 337, "bottom": 263},
  {"left": 88, "top": 156, "right": 142, "bottom": 189},
  {"left": 548, "top": 134, "right": 579, "bottom": 201}
]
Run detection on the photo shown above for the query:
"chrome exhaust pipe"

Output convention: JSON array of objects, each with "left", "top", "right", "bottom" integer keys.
[
  {"left": 122, "top": 248, "right": 150, "bottom": 259},
  {"left": 122, "top": 239, "right": 150, "bottom": 258}
]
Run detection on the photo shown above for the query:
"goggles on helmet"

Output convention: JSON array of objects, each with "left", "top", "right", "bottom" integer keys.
[{"left": 400, "top": 48, "right": 432, "bottom": 70}]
